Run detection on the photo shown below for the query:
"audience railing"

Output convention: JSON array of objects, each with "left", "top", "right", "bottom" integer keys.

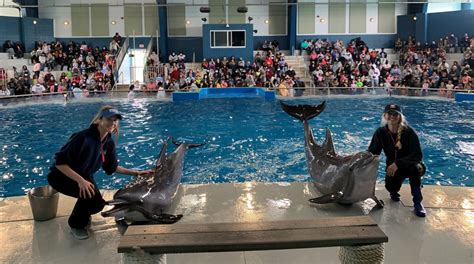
[
  {"left": 1, "top": 86, "right": 472, "bottom": 102},
  {"left": 144, "top": 65, "right": 166, "bottom": 83}
]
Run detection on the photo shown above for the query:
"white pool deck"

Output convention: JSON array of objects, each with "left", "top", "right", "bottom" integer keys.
[{"left": 0, "top": 183, "right": 472, "bottom": 264}]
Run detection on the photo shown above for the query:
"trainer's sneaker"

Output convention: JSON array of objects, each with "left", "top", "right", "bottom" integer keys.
[
  {"left": 414, "top": 202, "right": 426, "bottom": 217},
  {"left": 390, "top": 192, "right": 400, "bottom": 202},
  {"left": 85, "top": 217, "right": 92, "bottom": 229},
  {"left": 70, "top": 228, "right": 89, "bottom": 240}
]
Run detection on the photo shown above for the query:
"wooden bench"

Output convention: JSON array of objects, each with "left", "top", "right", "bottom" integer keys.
[{"left": 118, "top": 215, "right": 388, "bottom": 258}]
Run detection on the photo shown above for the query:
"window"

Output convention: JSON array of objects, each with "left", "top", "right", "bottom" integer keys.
[{"left": 210, "top": 30, "right": 246, "bottom": 48}]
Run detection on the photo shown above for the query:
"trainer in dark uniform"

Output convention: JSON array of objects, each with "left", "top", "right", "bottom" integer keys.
[
  {"left": 48, "top": 105, "right": 153, "bottom": 240},
  {"left": 368, "top": 103, "right": 427, "bottom": 217}
]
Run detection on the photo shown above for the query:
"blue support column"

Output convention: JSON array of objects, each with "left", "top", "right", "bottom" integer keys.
[
  {"left": 157, "top": 0, "right": 168, "bottom": 62},
  {"left": 288, "top": 0, "right": 297, "bottom": 55},
  {"left": 461, "top": 3, "right": 474, "bottom": 10},
  {"left": 415, "top": 13, "right": 428, "bottom": 44}
]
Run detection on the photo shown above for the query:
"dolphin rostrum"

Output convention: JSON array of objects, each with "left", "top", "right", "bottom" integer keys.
[
  {"left": 280, "top": 101, "right": 384, "bottom": 208},
  {"left": 101, "top": 137, "right": 205, "bottom": 224}
]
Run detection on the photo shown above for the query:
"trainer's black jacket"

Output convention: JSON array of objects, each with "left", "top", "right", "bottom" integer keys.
[
  {"left": 368, "top": 125, "right": 423, "bottom": 169},
  {"left": 49, "top": 124, "right": 118, "bottom": 180}
]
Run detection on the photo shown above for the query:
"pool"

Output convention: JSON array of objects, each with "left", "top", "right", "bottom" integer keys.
[{"left": 0, "top": 96, "right": 473, "bottom": 197}]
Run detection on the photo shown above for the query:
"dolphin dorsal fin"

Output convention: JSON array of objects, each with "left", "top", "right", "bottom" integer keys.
[
  {"left": 322, "top": 128, "right": 337, "bottom": 156},
  {"left": 154, "top": 138, "right": 170, "bottom": 170}
]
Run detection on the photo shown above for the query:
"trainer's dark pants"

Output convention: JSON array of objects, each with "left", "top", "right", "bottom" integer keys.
[
  {"left": 385, "top": 164, "right": 423, "bottom": 201},
  {"left": 48, "top": 172, "right": 105, "bottom": 229}
]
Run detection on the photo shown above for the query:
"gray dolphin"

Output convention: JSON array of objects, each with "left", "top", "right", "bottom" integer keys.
[
  {"left": 280, "top": 101, "right": 384, "bottom": 208},
  {"left": 101, "top": 137, "right": 205, "bottom": 224}
]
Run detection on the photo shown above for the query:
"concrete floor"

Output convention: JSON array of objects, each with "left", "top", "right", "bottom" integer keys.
[{"left": 0, "top": 183, "right": 472, "bottom": 264}]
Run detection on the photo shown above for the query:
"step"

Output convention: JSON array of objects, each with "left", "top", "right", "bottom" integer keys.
[
  {"left": 0, "top": 53, "right": 10, "bottom": 60},
  {"left": 0, "top": 58, "right": 31, "bottom": 69}
]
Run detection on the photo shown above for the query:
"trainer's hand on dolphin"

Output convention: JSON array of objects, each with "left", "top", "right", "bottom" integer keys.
[
  {"left": 136, "top": 169, "right": 154, "bottom": 177},
  {"left": 387, "top": 163, "right": 398, "bottom": 177},
  {"left": 78, "top": 179, "right": 95, "bottom": 199}
]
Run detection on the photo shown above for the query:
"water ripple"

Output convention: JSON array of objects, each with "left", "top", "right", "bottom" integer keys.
[{"left": 0, "top": 97, "right": 473, "bottom": 196}]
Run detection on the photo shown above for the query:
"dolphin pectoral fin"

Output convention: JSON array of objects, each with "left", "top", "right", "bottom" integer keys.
[
  {"left": 128, "top": 213, "right": 183, "bottom": 225},
  {"left": 152, "top": 213, "right": 183, "bottom": 224},
  {"left": 309, "top": 191, "right": 344, "bottom": 204},
  {"left": 372, "top": 196, "right": 385, "bottom": 209}
]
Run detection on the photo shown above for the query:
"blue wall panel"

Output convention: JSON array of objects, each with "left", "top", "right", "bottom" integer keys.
[
  {"left": 167, "top": 37, "right": 203, "bottom": 62},
  {"left": 22, "top": 17, "right": 54, "bottom": 51},
  {"left": 56, "top": 37, "right": 151, "bottom": 50},
  {"left": 202, "top": 24, "right": 254, "bottom": 62},
  {"left": 397, "top": 15, "right": 417, "bottom": 41},
  {"left": 297, "top": 34, "right": 397, "bottom": 49},
  {"left": 427, "top": 10, "right": 474, "bottom": 43},
  {"left": 0, "top": 17, "right": 21, "bottom": 51},
  {"left": 253, "top": 36, "right": 289, "bottom": 51}
]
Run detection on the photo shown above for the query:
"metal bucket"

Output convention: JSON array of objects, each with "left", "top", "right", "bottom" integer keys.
[{"left": 28, "top": 186, "right": 59, "bottom": 221}]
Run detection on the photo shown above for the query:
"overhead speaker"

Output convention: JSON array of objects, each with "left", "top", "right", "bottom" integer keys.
[
  {"left": 237, "top": 7, "right": 248, "bottom": 13},
  {"left": 200, "top": 7, "right": 211, "bottom": 13}
]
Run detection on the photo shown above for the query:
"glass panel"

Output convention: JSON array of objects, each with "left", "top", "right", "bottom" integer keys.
[
  {"left": 214, "top": 31, "right": 228, "bottom": 47},
  {"left": 231, "top": 31, "right": 245, "bottom": 47}
]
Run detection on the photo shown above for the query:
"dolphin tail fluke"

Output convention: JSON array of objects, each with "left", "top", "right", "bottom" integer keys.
[
  {"left": 309, "top": 191, "right": 344, "bottom": 204},
  {"left": 280, "top": 101, "right": 326, "bottom": 121}
]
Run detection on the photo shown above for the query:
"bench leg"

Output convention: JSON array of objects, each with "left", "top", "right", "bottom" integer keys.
[
  {"left": 123, "top": 250, "right": 167, "bottom": 264},
  {"left": 339, "top": 243, "right": 385, "bottom": 264}
]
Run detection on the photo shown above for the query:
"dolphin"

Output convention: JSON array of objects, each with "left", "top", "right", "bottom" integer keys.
[
  {"left": 280, "top": 101, "right": 384, "bottom": 208},
  {"left": 101, "top": 137, "right": 205, "bottom": 224}
]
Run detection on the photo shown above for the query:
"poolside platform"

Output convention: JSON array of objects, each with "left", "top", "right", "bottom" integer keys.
[{"left": 0, "top": 183, "right": 472, "bottom": 264}]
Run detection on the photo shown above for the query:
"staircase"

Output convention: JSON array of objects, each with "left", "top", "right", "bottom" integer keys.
[{"left": 284, "top": 55, "right": 313, "bottom": 87}]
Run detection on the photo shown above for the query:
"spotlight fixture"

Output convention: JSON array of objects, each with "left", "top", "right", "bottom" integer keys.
[
  {"left": 264, "top": 19, "right": 269, "bottom": 24},
  {"left": 226, "top": 23, "right": 230, "bottom": 28},
  {"left": 253, "top": 29, "right": 258, "bottom": 34},
  {"left": 63, "top": 21, "right": 69, "bottom": 25},
  {"left": 320, "top": 18, "right": 325, "bottom": 23},
  {"left": 248, "top": 16, "right": 253, "bottom": 22},
  {"left": 413, "top": 16, "right": 417, "bottom": 21},
  {"left": 369, "top": 17, "right": 374, "bottom": 22},
  {"left": 186, "top": 20, "right": 191, "bottom": 25},
  {"left": 33, "top": 20, "right": 37, "bottom": 24},
  {"left": 237, "top": 6, "right": 248, "bottom": 13},
  {"left": 111, "top": 20, "right": 117, "bottom": 25},
  {"left": 200, "top": 6, "right": 210, "bottom": 13},
  {"left": 201, "top": 17, "right": 207, "bottom": 22}
]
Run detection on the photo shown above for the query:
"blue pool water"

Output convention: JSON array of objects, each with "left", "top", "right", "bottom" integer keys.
[{"left": 0, "top": 96, "right": 473, "bottom": 197}]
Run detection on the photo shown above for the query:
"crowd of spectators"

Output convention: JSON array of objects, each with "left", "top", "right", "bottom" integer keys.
[
  {"left": 301, "top": 34, "right": 473, "bottom": 97},
  {"left": 3, "top": 34, "right": 474, "bottom": 98},
  {"left": 143, "top": 50, "right": 303, "bottom": 97},
  {"left": 2, "top": 40, "right": 25, "bottom": 59},
  {"left": 0, "top": 34, "right": 123, "bottom": 96}
]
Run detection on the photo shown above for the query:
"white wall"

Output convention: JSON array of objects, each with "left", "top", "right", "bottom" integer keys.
[
  {"left": 38, "top": 0, "right": 157, "bottom": 37},
  {"left": 0, "top": 0, "right": 20, "bottom": 17}
]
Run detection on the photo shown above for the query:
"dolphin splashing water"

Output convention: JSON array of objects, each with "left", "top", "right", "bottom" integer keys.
[
  {"left": 101, "top": 138, "right": 205, "bottom": 224},
  {"left": 280, "top": 101, "right": 384, "bottom": 208}
]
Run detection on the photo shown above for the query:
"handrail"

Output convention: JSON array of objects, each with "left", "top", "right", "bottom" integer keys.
[
  {"left": 114, "top": 36, "right": 130, "bottom": 82},
  {"left": 145, "top": 35, "right": 155, "bottom": 65},
  {"left": 1, "top": 87, "right": 472, "bottom": 101}
]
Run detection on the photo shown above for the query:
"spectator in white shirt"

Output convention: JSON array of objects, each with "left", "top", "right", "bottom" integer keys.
[
  {"left": 369, "top": 64, "right": 380, "bottom": 87},
  {"left": 31, "top": 83, "right": 46, "bottom": 94}
]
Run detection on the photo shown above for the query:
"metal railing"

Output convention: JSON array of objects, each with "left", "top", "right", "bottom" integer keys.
[
  {"left": 114, "top": 36, "right": 130, "bottom": 81},
  {"left": 144, "top": 65, "right": 166, "bottom": 83},
  {"left": 1, "top": 86, "right": 472, "bottom": 101}
]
